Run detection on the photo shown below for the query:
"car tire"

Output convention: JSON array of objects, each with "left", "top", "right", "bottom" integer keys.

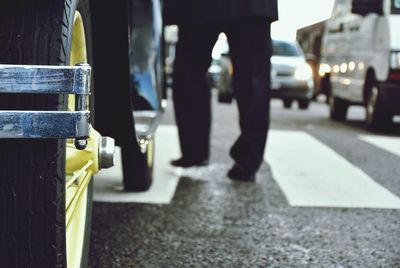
[
  {"left": 283, "top": 99, "right": 293, "bottom": 109},
  {"left": 91, "top": 1, "right": 158, "bottom": 192},
  {"left": 218, "top": 91, "right": 234, "bottom": 104},
  {"left": 121, "top": 138, "right": 154, "bottom": 191},
  {"left": 365, "top": 82, "right": 392, "bottom": 131},
  {"left": 298, "top": 99, "right": 310, "bottom": 110},
  {"left": 329, "top": 95, "right": 348, "bottom": 121},
  {"left": 0, "top": 0, "right": 93, "bottom": 267}
]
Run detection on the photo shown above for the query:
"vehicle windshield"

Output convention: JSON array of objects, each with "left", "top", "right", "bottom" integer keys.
[
  {"left": 272, "top": 41, "right": 301, "bottom": 57},
  {"left": 392, "top": 0, "right": 400, "bottom": 13}
]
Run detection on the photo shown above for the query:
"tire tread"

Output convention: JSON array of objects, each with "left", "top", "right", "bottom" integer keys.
[{"left": 0, "top": 0, "right": 74, "bottom": 267}]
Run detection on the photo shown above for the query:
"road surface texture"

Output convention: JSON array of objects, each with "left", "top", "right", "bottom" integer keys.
[{"left": 89, "top": 93, "right": 400, "bottom": 267}]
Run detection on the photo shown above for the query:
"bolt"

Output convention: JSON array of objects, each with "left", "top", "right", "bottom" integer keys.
[{"left": 75, "top": 138, "right": 87, "bottom": 150}]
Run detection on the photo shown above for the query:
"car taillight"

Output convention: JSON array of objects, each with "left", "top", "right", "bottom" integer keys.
[{"left": 388, "top": 70, "right": 400, "bottom": 81}]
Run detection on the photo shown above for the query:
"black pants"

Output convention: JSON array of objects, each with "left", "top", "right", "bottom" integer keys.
[{"left": 173, "top": 18, "right": 271, "bottom": 173}]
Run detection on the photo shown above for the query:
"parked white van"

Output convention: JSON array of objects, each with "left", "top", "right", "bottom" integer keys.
[{"left": 319, "top": 0, "right": 400, "bottom": 130}]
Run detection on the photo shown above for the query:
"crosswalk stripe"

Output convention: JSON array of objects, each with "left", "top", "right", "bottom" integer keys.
[
  {"left": 265, "top": 130, "right": 400, "bottom": 209},
  {"left": 93, "top": 125, "right": 181, "bottom": 204},
  {"left": 359, "top": 135, "right": 400, "bottom": 158}
]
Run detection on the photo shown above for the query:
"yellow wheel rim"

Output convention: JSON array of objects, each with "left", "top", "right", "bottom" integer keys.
[{"left": 65, "top": 11, "right": 93, "bottom": 268}]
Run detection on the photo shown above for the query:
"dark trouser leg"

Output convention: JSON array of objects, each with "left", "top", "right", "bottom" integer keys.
[
  {"left": 225, "top": 18, "right": 271, "bottom": 173},
  {"left": 172, "top": 24, "right": 219, "bottom": 161}
]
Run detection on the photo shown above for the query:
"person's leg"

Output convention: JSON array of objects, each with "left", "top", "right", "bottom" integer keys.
[
  {"left": 172, "top": 23, "right": 219, "bottom": 165},
  {"left": 225, "top": 18, "right": 272, "bottom": 177}
]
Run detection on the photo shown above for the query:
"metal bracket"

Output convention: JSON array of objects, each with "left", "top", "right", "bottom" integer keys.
[
  {"left": 0, "top": 64, "right": 90, "bottom": 95},
  {"left": 0, "top": 111, "right": 89, "bottom": 138},
  {"left": 0, "top": 64, "right": 91, "bottom": 147}
]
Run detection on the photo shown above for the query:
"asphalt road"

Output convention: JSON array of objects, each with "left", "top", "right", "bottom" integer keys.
[{"left": 89, "top": 94, "right": 400, "bottom": 267}]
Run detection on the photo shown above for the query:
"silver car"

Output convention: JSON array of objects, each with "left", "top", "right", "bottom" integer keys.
[
  {"left": 271, "top": 39, "right": 314, "bottom": 109},
  {"left": 214, "top": 39, "right": 314, "bottom": 109}
]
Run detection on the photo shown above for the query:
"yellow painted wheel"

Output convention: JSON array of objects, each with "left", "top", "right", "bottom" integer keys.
[
  {"left": 66, "top": 7, "right": 99, "bottom": 268},
  {"left": 65, "top": 10, "right": 89, "bottom": 268}
]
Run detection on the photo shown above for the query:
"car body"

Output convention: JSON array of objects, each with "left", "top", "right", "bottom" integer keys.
[
  {"left": 164, "top": 25, "right": 179, "bottom": 88},
  {"left": 208, "top": 33, "right": 231, "bottom": 93},
  {"left": 212, "top": 39, "right": 314, "bottom": 109},
  {"left": 319, "top": 0, "right": 400, "bottom": 130},
  {"left": 270, "top": 39, "right": 314, "bottom": 109}
]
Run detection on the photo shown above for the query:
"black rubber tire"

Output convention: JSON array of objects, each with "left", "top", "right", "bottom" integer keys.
[
  {"left": 283, "top": 99, "right": 293, "bottom": 109},
  {"left": 329, "top": 95, "right": 348, "bottom": 121},
  {"left": 91, "top": 1, "right": 156, "bottom": 192},
  {"left": 298, "top": 99, "right": 310, "bottom": 110},
  {"left": 218, "top": 91, "right": 234, "bottom": 104},
  {"left": 0, "top": 0, "right": 93, "bottom": 267},
  {"left": 365, "top": 82, "right": 392, "bottom": 132},
  {"left": 121, "top": 139, "right": 154, "bottom": 191}
]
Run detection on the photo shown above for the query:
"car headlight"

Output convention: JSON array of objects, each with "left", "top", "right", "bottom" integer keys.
[
  {"left": 208, "top": 65, "right": 221, "bottom": 74},
  {"left": 319, "top": 63, "right": 331, "bottom": 77},
  {"left": 390, "top": 51, "right": 400, "bottom": 69},
  {"left": 295, "top": 64, "right": 313, "bottom": 80}
]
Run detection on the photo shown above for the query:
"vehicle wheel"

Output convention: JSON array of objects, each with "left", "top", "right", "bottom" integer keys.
[
  {"left": 0, "top": 1, "right": 93, "bottom": 267},
  {"left": 311, "top": 90, "right": 320, "bottom": 101},
  {"left": 298, "top": 99, "right": 310, "bottom": 110},
  {"left": 121, "top": 138, "right": 155, "bottom": 191},
  {"left": 329, "top": 95, "right": 348, "bottom": 121},
  {"left": 218, "top": 91, "right": 234, "bottom": 104},
  {"left": 283, "top": 99, "right": 293, "bottom": 109},
  {"left": 91, "top": 1, "right": 155, "bottom": 192},
  {"left": 365, "top": 83, "right": 392, "bottom": 131}
]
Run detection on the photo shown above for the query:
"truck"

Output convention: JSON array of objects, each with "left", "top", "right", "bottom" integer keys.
[
  {"left": 318, "top": 0, "right": 400, "bottom": 130},
  {"left": 0, "top": 0, "right": 166, "bottom": 267}
]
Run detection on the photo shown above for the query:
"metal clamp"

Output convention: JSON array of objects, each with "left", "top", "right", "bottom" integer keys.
[
  {"left": 0, "top": 64, "right": 91, "bottom": 149},
  {"left": 0, "top": 64, "right": 90, "bottom": 95}
]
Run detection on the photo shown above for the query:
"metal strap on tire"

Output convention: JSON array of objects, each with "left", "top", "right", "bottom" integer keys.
[{"left": 0, "top": 64, "right": 91, "bottom": 140}]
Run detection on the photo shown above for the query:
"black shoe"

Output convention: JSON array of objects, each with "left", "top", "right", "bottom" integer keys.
[
  {"left": 227, "top": 163, "right": 256, "bottom": 182},
  {"left": 170, "top": 157, "right": 209, "bottom": 168}
]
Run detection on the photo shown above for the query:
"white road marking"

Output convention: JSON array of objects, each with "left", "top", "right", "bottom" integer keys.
[
  {"left": 265, "top": 130, "right": 400, "bottom": 209},
  {"left": 93, "top": 125, "right": 181, "bottom": 204},
  {"left": 359, "top": 135, "right": 400, "bottom": 158}
]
